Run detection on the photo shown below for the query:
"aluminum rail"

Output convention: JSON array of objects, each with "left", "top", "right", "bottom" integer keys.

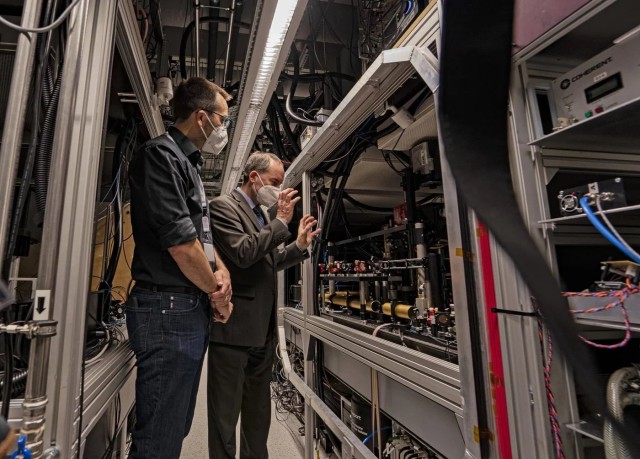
[
  {"left": 277, "top": 323, "right": 376, "bottom": 459},
  {"left": 0, "top": 0, "right": 44, "bottom": 270},
  {"left": 36, "top": 0, "right": 119, "bottom": 455}
]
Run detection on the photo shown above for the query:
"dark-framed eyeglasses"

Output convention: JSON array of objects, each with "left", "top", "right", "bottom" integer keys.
[{"left": 212, "top": 111, "right": 232, "bottom": 129}]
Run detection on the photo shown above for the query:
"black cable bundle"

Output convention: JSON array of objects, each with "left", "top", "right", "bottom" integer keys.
[{"left": 437, "top": 0, "right": 640, "bottom": 455}]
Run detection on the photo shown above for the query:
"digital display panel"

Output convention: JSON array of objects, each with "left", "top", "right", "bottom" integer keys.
[{"left": 585, "top": 73, "right": 623, "bottom": 104}]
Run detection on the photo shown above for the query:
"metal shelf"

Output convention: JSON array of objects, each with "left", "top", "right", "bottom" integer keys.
[
  {"left": 530, "top": 96, "right": 640, "bottom": 154},
  {"left": 82, "top": 340, "right": 135, "bottom": 434},
  {"left": 568, "top": 294, "right": 640, "bottom": 333},
  {"left": 566, "top": 420, "right": 604, "bottom": 443}
]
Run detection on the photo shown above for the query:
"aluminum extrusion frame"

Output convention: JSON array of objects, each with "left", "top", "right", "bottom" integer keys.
[{"left": 35, "top": 0, "right": 120, "bottom": 455}]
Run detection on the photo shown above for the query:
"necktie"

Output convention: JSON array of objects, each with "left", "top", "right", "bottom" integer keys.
[{"left": 253, "top": 206, "right": 265, "bottom": 229}]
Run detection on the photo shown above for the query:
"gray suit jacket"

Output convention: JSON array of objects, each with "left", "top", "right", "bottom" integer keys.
[{"left": 209, "top": 189, "right": 306, "bottom": 347}]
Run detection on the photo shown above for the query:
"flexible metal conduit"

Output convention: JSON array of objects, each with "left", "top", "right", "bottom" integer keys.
[
  {"left": 604, "top": 367, "right": 640, "bottom": 459},
  {"left": 35, "top": 66, "right": 63, "bottom": 213}
]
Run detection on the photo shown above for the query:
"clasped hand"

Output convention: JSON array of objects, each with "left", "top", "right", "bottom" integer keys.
[{"left": 209, "top": 270, "right": 233, "bottom": 323}]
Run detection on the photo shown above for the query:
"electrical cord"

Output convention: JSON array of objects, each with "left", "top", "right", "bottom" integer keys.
[
  {"left": 563, "top": 279, "right": 638, "bottom": 350},
  {"left": 287, "top": 43, "right": 324, "bottom": 127},
  {"left": 0, "top": 0, "right": 82, "bottom": 33},
  {"left": 580, "top": 197, "right": 640, "bottom": 264},
  {"left": 534, "top": 303, "right": 565, "bottom": 459}
]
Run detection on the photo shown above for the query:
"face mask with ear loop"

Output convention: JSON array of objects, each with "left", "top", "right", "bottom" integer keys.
[
  {"left": 254, "top": 173, "right": 281, "bottom": 208},
  {"left": 200, "top": 115, "right": 228, "bottom": 156}
]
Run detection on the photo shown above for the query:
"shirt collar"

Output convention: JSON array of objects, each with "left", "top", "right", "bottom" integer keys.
[
  {"left": 236, "top": 187, "right": 258, "bottom": 209},
  {"left": 168, "top": 126, "right": 202, "bottom": 167}
]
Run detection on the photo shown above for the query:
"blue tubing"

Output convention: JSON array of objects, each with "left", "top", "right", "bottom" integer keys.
[
  {"left": 580, "top": 197, "right": 640, "bottom": 264},
  {"left": 362, "top": 425, "right": 393, "bottom": 445}
]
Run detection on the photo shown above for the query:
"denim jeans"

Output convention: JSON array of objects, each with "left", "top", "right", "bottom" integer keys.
[{"left": 126, "top": 287, "right": 210, "bottom": 459}]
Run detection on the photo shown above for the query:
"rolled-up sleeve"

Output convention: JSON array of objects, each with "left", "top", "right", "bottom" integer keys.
[{"left": 130, "top": 145, "right": 198, "bottom": 249}]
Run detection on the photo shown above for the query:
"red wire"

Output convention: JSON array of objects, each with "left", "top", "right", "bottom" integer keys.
[{"left": 563, "top": 280, "right": 638, "bottom": 350}]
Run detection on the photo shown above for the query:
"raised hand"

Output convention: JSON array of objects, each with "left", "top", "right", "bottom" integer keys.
[
  {"left": 275, "top": 188, "right": 301, "bottom": 224},
  {"left": 296, "top": 214, "right": 321, "bottom": 250}
]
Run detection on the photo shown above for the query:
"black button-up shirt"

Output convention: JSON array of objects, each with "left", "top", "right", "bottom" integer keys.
[{"left": 129, "top": 126, "right": 205, "bottom": 288}]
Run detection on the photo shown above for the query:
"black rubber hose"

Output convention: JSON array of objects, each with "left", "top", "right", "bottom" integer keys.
[
  {"left": 35, "top": 65, "right": 62, "bottom": 213},
  {"left": 286, "top": 44, "right": 324, "bottom": 127},
  {"left": 342, "top": 192, "right": 393, "bottom": 213},
  {"left": 267, "top": 104, "right": 292, "bottom": 162},
  {"left": 179, "top": 16, "right": 252, "bottom": 80},
  {"left": 270, "top": 94, "right": 301, "bottom": 156}
]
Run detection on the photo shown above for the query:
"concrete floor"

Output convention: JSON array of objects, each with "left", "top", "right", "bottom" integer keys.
[{"left": 181, "top": 357, "right": 308, "bottom": 459}]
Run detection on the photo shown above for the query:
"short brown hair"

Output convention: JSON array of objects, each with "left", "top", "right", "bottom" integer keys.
[
  {"left": 172, "top": 77, "right": 232, "bottom": 121},
  {"left": 243, "top": 152, "right": 282, "bottom": 182}
]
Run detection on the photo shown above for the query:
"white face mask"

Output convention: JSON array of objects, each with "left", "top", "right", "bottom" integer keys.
[
  {"left": 200, "top": 115, "right": 228, "bottom": 156},
  {"left": 254, "top": 173, "right": 280, "bottom": 208}
]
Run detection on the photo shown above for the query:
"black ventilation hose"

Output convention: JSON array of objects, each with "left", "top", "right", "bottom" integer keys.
[
  {"left": 320, "top": 189, "right": 393, "bottom": 213},
  {"left": 42, "top": 56, "right": 54, "bottom": 109},
  {"left": 270, "top": 94, "right": 301, "bottom": 156},
  {"left": 286, "top": 43, "right": 324, "bottom": 127},
  {"left": 267, "top": 104, "right": 283, "bottom": 159},
  {"left": 35, "top": 66, "right": 62, "bottom": 213},
  {"left": 179, "top": 16, "right": 252, "bottom": 81}
]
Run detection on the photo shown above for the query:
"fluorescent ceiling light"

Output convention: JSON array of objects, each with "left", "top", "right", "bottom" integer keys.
[
  {"left": 222, "top": 0, "right": 301, "bottom": 194},
  {"left": 614, "top": 24, "right": 640, "bottom": 44}
]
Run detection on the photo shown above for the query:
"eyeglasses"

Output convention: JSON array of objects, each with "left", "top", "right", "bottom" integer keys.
[{"left": 212, "top": 111, "right": 232, "bottom": 130}]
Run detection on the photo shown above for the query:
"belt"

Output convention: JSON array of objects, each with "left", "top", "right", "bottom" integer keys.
[{"left": 135, "top": 281, "right": 203, "bottom": 296}]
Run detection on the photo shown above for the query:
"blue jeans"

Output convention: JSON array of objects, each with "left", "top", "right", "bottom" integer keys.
[{"left": 126, "top": 287, "right": 210, "bottom": 459}]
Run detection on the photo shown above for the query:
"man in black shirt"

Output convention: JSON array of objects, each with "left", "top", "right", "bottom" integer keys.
[{"left": 127, "top": 77, "right": 234, "bottom": 459}]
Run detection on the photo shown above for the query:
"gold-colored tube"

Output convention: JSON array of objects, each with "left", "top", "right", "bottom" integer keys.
[{"left": 323, "top": 292, "right": 418, "bottom": 320}]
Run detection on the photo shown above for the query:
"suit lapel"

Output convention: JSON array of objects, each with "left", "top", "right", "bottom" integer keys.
[
  {"left": 231, "top": 189, "right": 261, "bottom": 232},
  {"left": 230, "top": 190, "right": 276, "bottom": 267}
]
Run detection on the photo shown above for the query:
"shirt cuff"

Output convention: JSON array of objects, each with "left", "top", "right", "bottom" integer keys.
[
  {"left": 157, "top": 216, "right": 198, "bottom": 250},
  {"left": 276, "top": 217, "right": 288, "bottom": 229}
]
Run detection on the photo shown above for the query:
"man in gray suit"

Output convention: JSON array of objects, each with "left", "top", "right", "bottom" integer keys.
[{"left": 207, "top": 152, "right": 319, "bottom": 459}]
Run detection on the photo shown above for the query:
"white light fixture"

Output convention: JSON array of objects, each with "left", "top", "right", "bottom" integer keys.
[
  {"left": 613, "top": 24, "right": 640, "bottom": 44},
  {"left": 223, "top": 0, "right": 301, "bottom": 193}
]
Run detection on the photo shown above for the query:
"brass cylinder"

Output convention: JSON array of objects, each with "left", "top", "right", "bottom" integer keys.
[
  {"left": 323, "top": 292, "right": 417, "bottom": 319},
  {"left": 380, "top": 302, "right": 419, "bottom": 320}
]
